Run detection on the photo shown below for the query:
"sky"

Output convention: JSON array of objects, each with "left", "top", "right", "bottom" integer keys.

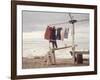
[
  {"left": 22, "top": 10, "right": 89, "bottom": 32},
  {"left": 22, "top": 10, "right": 89, "bottom": 58}
]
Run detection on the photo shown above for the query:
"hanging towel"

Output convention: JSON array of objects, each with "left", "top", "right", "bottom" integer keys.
[
  {"left": 64, "top": 28, "right": 69, "bottom": 38},
  {"left": 44, "top": 26, "right": 52, "bottom": 40},
  {"left": 61, "top": 29, "right": 64, "bottom": 41},
  {"left": 56, "top": 28, "right": 62, "bottom": 40}
]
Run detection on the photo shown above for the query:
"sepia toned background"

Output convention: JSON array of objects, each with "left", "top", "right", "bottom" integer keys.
[{"left": 22, "top": 10, "right": 89, "bottom": 68}]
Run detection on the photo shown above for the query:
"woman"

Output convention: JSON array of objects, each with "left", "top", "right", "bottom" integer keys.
[{"left": 50, "top": 26, "right": 58, "bottom": 48}]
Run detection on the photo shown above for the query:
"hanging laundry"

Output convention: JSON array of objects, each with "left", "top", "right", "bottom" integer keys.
[
  {"left": 44, "top": 26, "right": 52, "bottom": 40},
  {"left": 60, "top": 29, "right": 64, "bottom": 41},
  {"left": 56, "top": 28, "right": 62, "bottom": 40},
  {"left": 64, "top": 28, "right": 69, "bottom": 38}
]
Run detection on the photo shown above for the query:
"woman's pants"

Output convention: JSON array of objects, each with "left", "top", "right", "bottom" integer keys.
[{"left": 51, "top": 41, "right": 57, "bottom": 48}]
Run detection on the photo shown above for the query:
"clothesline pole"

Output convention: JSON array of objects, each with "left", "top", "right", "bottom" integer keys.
[
  {"left": 72, "top": 22, "right": 75, "bottom": 64},
  {"left": 68, "top": 12, "right": 77, "bottom": 64}
]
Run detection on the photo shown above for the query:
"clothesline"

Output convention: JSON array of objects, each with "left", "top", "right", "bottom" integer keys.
[
  {"left": 48, "top": 21, "right": 69, "bottom": 26},
  {"left": 44, "top": 26, "right": 69, "bottom": 48},
  {"left": 48, "top": 19, "right": 89, "bottom": 26}
]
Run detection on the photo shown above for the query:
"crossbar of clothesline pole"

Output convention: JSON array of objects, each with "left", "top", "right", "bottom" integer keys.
[
  {"left": 77, "top": 19, "right": 89, "bottom": 22},
  {"left": 52, "top": 45, "right": 77, "bottom": 51}
]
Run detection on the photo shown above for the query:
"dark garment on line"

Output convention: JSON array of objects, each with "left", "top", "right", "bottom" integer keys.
[
  {"left": 64, "top": 28, "right": 69, "bottom": 38},
  {"left": 56, "top": 28, "right": 62, "bottom": 40}
]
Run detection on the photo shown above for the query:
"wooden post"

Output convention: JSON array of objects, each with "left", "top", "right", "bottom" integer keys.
[
  {"left": 72, "top": 23, "right": 75, "bottom": 64},
  {"left": 52, "top": 50, "right": 56, "bottom": 64}
]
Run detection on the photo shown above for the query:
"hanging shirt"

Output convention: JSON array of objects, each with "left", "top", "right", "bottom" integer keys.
[
  {"left": 56, "top": 28, "right": 62, "bottom": 40},
  {"left": 64, "top": 28, "right": 69, "bottom": 38}
]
